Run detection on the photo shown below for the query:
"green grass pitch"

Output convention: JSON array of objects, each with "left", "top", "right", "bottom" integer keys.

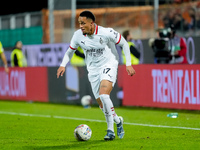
[{"left": 0, "top": 100, "right": 200, "bottom": 150}]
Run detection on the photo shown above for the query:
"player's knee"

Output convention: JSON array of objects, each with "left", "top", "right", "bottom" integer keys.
[{"left": 99, "top": 80, "right": 112, "bottom": 95}]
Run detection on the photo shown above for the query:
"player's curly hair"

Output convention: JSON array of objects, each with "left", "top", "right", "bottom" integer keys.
[{"left": 79, "top": 10, "right": 95, "bottom": 22}]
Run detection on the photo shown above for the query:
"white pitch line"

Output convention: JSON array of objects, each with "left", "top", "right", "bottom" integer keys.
[
  {"left": 0, "top": 111, "right": 200, "bottom": 131},
  {"left": 124, "top": 122, "right": 200, "bottom": 131}
]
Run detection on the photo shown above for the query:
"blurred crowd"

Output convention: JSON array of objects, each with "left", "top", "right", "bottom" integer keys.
[{"left": 161, "top": 1, "right": 200, "bottom": 35}]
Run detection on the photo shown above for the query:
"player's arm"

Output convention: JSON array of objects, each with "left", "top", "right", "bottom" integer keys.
[
  {"left": 108, "top": 28, "right": 132, "bottom": 66},
  {"left": 117, "top": 35, "right": 136, "bottom": 76},
  {"left": 57, "top": 47, "right": 76, "bottom": 78},
  {"left": 57, "top": 31, "right": 79, "bottom": 78},
  {"left": 118, "top": 36, "right": 131, "bottom": 66}
]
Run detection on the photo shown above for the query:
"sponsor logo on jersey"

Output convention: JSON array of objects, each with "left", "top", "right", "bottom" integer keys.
[{"left": 87, "top": 48, "right": 105, "bottom": 57}]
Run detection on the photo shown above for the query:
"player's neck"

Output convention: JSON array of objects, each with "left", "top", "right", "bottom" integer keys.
[{"left": 88, "top": 24, "right": 96, "bottom": 35}]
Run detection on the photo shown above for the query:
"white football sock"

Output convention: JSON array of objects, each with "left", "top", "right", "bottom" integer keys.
[
  {"left": 112, "top": 107, "right": 120, "bottom": 124},
  {"left": 99, "top": 94, "right": 120, "bottom": 132},
  {"left": 100, "top": 107, "right": 120, "bottom": 124},
  {"left": 100, "top": 94, "right": 113, "bottom": 132}
]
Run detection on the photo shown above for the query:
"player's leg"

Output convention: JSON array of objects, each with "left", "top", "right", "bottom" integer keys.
[
  {"left": 88, "top": 75, "right": 115, "bottom": 140},
  {"left": 96, "top": 98, "right": 103, "bottom": 108},
  {"left": 99, "top": 65, "right": 124, "bottom": 139},
  {"left": 98, "top": 81, "right": 120, "bottom": 123},
  {"left": 99, "top": 66, "right": 121, "bottom": 124},
  {"left": 99, "top": 79, "right": 125, "bottom": 140},
  {"left": 88, "top": 67, "right": 124, "bottom": 140},
  {"left": 99, "top": 80, "right": 115, "bottom": 140},
  {"left": 97, "top": 81, "right": 124, "bottom": 140}
]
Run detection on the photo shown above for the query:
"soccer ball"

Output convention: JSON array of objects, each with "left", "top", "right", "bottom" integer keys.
[
  {"left": 74, "top": 124, "right": 92, "bottom": 141},
  {"left": 81, "top": 95, "right": 92, "bottom": 108}
]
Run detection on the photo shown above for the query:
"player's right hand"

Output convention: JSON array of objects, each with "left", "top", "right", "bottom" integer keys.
[
  {"left": 126, "top": 66, "right": 136, "bottom": 76},
  {"left": 57, "top": 66, "right": 65, "bottom": 78}
]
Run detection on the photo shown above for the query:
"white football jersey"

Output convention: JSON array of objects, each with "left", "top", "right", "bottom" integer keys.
[{"left": 69, "top": 25, "right": 121, "bottom": 72}]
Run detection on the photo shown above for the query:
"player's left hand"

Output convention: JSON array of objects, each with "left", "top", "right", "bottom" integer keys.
[
  {"left": 57, "top": 66, "right": 65, "bottom": 78},
  {"left": 126, "top": 66, "right": 136, "bottom": 76}
]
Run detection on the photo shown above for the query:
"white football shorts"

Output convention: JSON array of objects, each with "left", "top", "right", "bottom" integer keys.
[{"left": 88, "top": 65, "right": 118, "bottom": 99}]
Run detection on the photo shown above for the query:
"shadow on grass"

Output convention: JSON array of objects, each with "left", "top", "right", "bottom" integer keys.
[{"left": 23, "top": 139, "right": 114, "bottom": 150}]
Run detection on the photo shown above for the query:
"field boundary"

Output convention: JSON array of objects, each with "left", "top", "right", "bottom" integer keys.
[{"left": 0, "top": 111, "right": 200, "bottom": 131}]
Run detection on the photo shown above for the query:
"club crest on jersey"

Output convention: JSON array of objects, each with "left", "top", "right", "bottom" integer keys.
[{"left": 99, "top": 38, "right": 103, "bottom": 44}]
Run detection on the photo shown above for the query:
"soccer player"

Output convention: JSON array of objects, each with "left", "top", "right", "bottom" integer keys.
[{"left": 57, "top": 10, "right": 136, "bottom": 140}]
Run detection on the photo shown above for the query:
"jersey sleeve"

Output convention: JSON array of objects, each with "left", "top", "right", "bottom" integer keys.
[
  {"left": 69, "top": 32, "right": 79, "bottom": 50},
  {"left": 107, "top": 28, "right": 122, "bottom": 44}
]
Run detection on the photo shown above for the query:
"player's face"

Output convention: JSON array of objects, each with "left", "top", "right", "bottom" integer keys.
[{"left": 78, "top": 16, "right": 93, "bottom": 35}]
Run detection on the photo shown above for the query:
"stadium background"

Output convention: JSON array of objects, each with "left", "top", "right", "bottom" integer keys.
[{"left": 0, "top": 0, "right": 200, "bottom": 110}]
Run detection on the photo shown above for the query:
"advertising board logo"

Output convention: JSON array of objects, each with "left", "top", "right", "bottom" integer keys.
[
  {"left": 0, "top": 70, "right": 26, "bottom": 97},
  {"left": 152, "top": 69, "right": 200, "bottom": 105}
]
